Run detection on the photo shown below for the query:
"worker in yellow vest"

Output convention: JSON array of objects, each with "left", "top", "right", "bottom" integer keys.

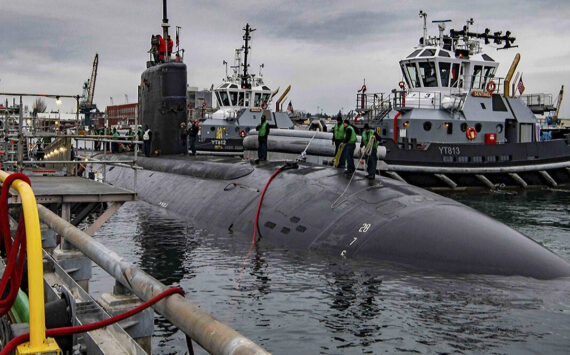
[
  {"left": 332, "top": 116, "right": 345, "bottom": 168},
  {"left": 360, "top": 124, "right": 382, "bottom": 179}
]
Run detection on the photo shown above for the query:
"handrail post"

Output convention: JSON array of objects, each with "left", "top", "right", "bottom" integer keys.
[{"left": 0, "top": 170, "right": 60, "bottom": 354}]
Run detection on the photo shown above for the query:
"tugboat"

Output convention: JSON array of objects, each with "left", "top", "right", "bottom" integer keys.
[
  {"left": 196, "top": 24, "right": 294, "bottom": 153},
  {"left": 352, "top": 11, "right": 570, "bottom": 190}
]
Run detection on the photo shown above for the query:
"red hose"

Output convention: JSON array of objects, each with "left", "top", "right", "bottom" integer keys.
[
  {"left": 0, "top": 173, "right": 30, "bottom": 316},
  {"left": 251, "top": 168, "right": 282, "bottom": 245},
  {"left": 1, "top": 287, "right": 185, "bottom": 354}
]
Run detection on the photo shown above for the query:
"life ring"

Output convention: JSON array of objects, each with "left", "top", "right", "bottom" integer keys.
[
  {"left": 486, "top": 80, "right": 496, "bottom": 94},
  {"left": 238, "top": 129, "right": 247, "bottom": 138},
  {"left": 399, "top": 81, "right": 406, "bottom": 90},
  {"left": 466, "top": 126, "right": 477, "bottom": 140},
  {"left": 261, "top": 101, "right": 268, "bottom": 109}
]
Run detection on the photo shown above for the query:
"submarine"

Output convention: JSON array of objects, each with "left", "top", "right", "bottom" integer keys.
[{"left": 96, "top": 1, "right": 570, "bottom": 280}]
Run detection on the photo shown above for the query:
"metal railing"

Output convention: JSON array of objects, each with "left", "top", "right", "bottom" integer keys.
[{"left": 37, "top": 204, "right": 269, "bottom": 355}]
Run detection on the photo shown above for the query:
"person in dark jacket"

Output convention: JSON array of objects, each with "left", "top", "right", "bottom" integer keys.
[
  {"left": 343, "top": 120, "right": 357, "bottom": 174},
  {"left": 360, "top": 124, "right": 382, "bottom": 179},
  {"left": 179, "top": 122, "right": 188, "bottom": 154},
  {"left": 256, "top": 116, "right": 270, "bottom": 161},
  {"left": 332, "top": 116, "right": 345, "bottom": 168},
  {"left": 187, "top": 118, "right": 199, "bottom": 156}
]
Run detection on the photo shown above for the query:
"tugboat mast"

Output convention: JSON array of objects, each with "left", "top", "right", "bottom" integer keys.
[{"left": 241, "top": 23, "right": 256, "bottom": 89}]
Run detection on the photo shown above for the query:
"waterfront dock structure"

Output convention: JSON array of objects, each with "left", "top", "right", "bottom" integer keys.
[{"left": 1, "top": 171, "right": 269, "bottom": 354}]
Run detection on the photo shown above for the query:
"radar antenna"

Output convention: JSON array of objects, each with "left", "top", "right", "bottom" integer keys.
[{"left": 241, "top": 23, "right": 256, "bottom": 89}]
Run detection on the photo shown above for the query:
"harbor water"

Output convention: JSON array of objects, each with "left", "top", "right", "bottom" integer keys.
[{"left": 88, "top": 188, "right": 570, "bottom": 354}]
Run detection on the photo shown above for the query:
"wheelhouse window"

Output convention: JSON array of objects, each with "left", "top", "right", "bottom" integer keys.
[
  {"left": 439, "top": 62, "right": 451, "bottom": 87},
  {"left": 438, "top": 50, "right": 451, "bottom": 57},
  {"left": 229, "top": 91, "right": 238, "bottom": 106},
  {"left": 451, "top": 63, "right": 462, "bottom": 88},
  {"left": 215, "top": 92, "right": 222, "bottom": 106},
  {"left": 405, "top": 63, "right": 421, "bottom": 88},
  {"left": 482, "top": 66, "right": 496, "bottom": 87},
  {"left": 219, "top": 91, "right": 230, "bottom": 106},
  {"left": 238, "top": 92, "right": 244, "bottom": 106},
  {"left": 261, "top": 93, "right": 270, "bottom": 104},
  {"left": 418, "top": 61, "right": 437, "bottom": 87},
  {"left": 254, "top": 93, "right": 262, "bottom": 107},
  {"left": 472, "top": 65, "right": 483, "bottom": 89},
  {"left": 407, "top": 49, "right": 422, "bottom": 58},
  {"left": 420, "top": 48, "right": 436, "bottom": 57}
]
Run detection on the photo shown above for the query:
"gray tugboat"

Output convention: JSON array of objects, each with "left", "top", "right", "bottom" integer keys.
[
  {"left": 196, "top": 24, "right": 293, "bottom": 153},
  {"left": 98, "top": 1, "right": 570, "bottom": 280},
  {"left": 352, "top": 11, "right": 570, "bottom": 190}
]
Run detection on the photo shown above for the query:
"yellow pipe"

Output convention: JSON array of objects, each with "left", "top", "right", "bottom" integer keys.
[
  {"left": 270, "top": 87, "right": 280, "bottom": 100},
  {"left": 511, "top": 72, "right": 520, "bottom": 98},
  {"left": 0, "top": 171, "right": 60, "bottom": 354},
  {"left": 280, "top": 96, "right": 288, "bottom": 112},
  {"left": 504, "top": 53, "right": 520, "bottom": 98},
  {"left": 275, "top": 85, "right": 291, "bottom": 112}
]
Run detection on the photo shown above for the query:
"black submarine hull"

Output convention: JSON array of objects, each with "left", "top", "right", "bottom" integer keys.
[{"left": 98, "top": 155, "right": 570, "bottom": 279}]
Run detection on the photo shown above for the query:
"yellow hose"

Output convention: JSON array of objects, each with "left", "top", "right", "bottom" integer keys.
[{"left": 0, "top": 171, "right": 60, "bottom": 354}]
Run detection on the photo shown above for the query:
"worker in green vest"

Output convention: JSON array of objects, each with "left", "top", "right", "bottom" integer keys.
[
  {"left": 332, "top": 116, "right": 345, "bottom": 168},
  {"left": 256, "top": 116, "right": 270, "bottom": 161},
  {"left": 343, "top": 119, "right": 357, "bottom": 175},
  {"left": 360, "top": 124, "right": 382, "bottom": 179}
]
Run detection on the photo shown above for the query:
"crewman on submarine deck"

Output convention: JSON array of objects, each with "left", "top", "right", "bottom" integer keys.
[
  {"left": 179, "top": 122, "right": 188, "bottom": 155},
  {"left": 143, "top": 125, "right": 152, "bottom": 157},
  {"left": 360, "top": 124, "right": 382, "bottom": 180},
  {"left": 332, "top": 116, "right": 345, "bottom": 168},
  {"left": 187, "top": 118, "right": 199, "bottom": 156},
  {"left": 256, "top": 116, "right": 270, "bottom": 161},
  {"left": 343, "top": 119, "right": 357, "bottom": 175}
]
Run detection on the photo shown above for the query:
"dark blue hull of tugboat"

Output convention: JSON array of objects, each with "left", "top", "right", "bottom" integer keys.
[{"left": 381, "top": 138, "right": 570, "bottom": 190}]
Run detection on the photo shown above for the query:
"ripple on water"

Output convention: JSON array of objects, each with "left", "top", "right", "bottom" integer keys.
[{"left": 87, "top": 195, "right": 570, "bottom": 354}]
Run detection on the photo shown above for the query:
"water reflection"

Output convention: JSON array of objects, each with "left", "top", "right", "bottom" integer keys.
[{"left": 89, "top": 198, "right": 570, "bottom": 354}]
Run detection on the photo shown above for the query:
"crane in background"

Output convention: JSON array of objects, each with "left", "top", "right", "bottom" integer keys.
[
  {"left": 553, "top": 85, "right": 564, "bottom": 124},
  {"left": 79, "top": 53, "right": 99, "bottom": 128}
]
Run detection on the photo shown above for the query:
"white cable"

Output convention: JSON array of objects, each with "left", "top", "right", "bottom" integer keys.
[
  {"left": 330, "top": 136, "right": 376, "bottom": 209},
  {"left": 297, "top": 130, "right": 319, "bottom": 162}
]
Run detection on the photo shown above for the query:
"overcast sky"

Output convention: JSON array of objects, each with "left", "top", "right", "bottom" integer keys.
[{"left": 2, "top": 0, "right": 570, "bottom": 116}]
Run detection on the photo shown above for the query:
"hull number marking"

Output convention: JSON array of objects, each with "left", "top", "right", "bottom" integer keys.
[{"left": 359, "top": 223, "right": 371, "bottom": 233}]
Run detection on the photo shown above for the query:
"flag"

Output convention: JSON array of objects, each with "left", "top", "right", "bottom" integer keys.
[
  {"left": 287, "top": 101, "right": 294, "bottom": 112},
  {"left": 517, "top": 76, "right": 525, "bottom": 95}
]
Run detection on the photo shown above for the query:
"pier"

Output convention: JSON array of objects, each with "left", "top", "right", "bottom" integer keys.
[{"left": 0, "top": 168, "right": 269, "bottom": 354}]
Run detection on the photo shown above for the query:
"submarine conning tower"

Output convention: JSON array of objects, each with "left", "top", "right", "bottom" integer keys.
[{"left": 139, "top": 0, "right": 187, "bottom": 155}]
